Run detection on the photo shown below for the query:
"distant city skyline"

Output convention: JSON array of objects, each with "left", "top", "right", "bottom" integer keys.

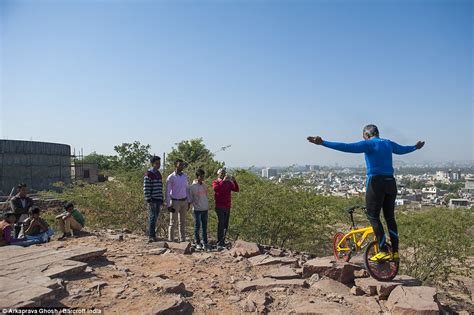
[{"left": 1, "top": 0, "right": 472, "bottom": 166}]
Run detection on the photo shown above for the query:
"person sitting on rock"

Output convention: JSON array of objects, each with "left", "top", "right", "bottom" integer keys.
[
  {"left": 0, "top": 211, "right": 33, "bottom": 247},
  {"left": 56, "top": 202, "right": 85, "bottom": 240},
  {"left": 22, "top": 207, "right": 54, "bottom": 244},
  {"left": 9, "top": 183, "right": 34, "bottom": 238}
]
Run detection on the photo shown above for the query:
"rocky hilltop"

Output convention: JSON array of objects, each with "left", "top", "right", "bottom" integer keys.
[{"left": 1, "top": 230, "right": 472, "bottom": 314}]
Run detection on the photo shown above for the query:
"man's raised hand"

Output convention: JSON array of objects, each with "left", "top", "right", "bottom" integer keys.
[
  {"left": 307, "top": 136, "right": 323, "bottom": 145},
  {"left": 416, "top": 141, "right": 425, "bottom": 150}
]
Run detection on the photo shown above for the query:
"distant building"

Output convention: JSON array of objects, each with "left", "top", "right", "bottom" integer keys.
[
  {"left": 436, "top": 169, "right": 462, "bottom": 182},
  {"left": 395, "top": 199, "right": 411, "bottom": 206},
  {"left": 452, "top": 169, "right": 462, "bottom": 181},
  {"left": 72, "top": 162, "right": 99, "bottom": 184},
  {"left": 261, "top": 168, "right": 278, "bottom": 178},
  {"left": 448, "top": 198, "right": 470, "bottom": 208},
  {"left": 465, "top": 176, "right": 474, "bottom": 190}
]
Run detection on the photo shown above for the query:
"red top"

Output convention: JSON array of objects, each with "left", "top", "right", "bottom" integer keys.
[{"left": 212, "top": 179, "right": 239, "bottom": 209}]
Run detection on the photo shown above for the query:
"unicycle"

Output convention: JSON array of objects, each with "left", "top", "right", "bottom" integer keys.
[{"left": 363, "top": 241, "right": 399, "bottom": 281}]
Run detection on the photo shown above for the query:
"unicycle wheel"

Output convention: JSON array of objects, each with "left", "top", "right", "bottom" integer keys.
[
  {"left": 333, "top": 232, "right": 351, "bottom": 262},
  {"left": 364, "top": 240, "right": 399, "bottom": 281}
]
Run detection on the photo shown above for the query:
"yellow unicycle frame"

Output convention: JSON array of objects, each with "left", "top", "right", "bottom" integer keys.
[{"left": 336, "top": 226, "right": 374, "bottom": 252}]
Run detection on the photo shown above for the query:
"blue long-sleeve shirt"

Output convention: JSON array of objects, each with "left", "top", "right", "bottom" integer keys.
[{"left": 322, "top": 138, "right": 417, "bottom": 176}]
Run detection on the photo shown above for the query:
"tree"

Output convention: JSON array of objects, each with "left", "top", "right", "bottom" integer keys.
[
  {"left": 113, "top": 141, "right": 151, "bottom": 170},
  {"left": 165, "top": 138, "right": 225, "bottom": 176},
  {"left": 82, "top": 152, "right": 115, "bottom": 170}
]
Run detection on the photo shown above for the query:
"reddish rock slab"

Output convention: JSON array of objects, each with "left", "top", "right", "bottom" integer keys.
[
  {"left": 228, "top": 240, "right": 261, "bottom": 258},
  {"left": 167, "top": 242, "right": 192, "bottom": 255},
  {"left": 263, "top": 266, "right": 300, "bottom": 280},
  {"left": 354, "top": 275, "right": 422, "bottom": 300},
  {"left": 302, "top": 256, "right": 362, "bottom": 284},
  {"left": 386, "top": 286, "right": 440, "bottom": 315},
  {"left": 311, "top": 278, "right": 351, "bottom": 296},
  {"left": 249, "top": 255, "right": 298, "bottom": 267}
]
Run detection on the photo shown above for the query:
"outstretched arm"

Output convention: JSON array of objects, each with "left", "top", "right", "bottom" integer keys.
[
  {"left": 307, "top": 136, "right": 371, "bottom": 154},
  {"left": 391, "top": 140, "right": 424, "bottom": 155}
]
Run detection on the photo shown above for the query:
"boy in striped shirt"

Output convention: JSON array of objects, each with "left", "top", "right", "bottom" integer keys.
[{"left": 144, "top": 156, "right": 164, "bottom": 242}]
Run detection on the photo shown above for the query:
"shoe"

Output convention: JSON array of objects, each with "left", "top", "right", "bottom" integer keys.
[
  {"left": 392, "top": 252, "right": 400, "bottom": 261},
  {"left": 58, "top": 232, "right": 71, "bottom": 240},
  {"left": 195, "top": 244, "right": 202, "bottom": 250},
  {"left": 369, "top": 251, "right": 392, "bottom": 262},
  {"left": 148, "top": 237, "right": 156, "bottom": 243},
  {"left": 216, "top": 245, "right": 225, "bottom": 251}
]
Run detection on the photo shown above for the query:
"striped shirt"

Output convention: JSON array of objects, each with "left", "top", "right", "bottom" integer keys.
[{"left": 144, "top": 168, "right": 164, "bottom": 202}]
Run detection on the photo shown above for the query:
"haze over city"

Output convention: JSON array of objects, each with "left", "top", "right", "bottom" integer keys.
[{"left": 1, "top": 0, "right": 472, "bottom": 167}]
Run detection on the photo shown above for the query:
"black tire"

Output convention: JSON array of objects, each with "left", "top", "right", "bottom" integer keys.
[{"left": 364, "top": 240, "right": 399, "bottom": 281}]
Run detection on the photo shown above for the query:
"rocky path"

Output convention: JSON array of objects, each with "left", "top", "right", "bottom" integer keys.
[{"left": 1, "top": 230, "right": 471, "bottom": 314}]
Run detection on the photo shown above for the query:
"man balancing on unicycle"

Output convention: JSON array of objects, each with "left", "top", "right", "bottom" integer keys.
[{"left": 308, "top": 125, "right": 424, "bottom": 262}]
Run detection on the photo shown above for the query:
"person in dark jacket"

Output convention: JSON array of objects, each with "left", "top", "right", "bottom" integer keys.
[{"left": 9, "top": 183, "right": 34, "bottom": 237}]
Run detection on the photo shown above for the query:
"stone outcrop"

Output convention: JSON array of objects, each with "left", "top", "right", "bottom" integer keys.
[
  {"left": 228, "top": 240, "right": 261, "bottom": 258},
  {"left": 386, "top": 286, "right": 440, "bottom": 314},
  {"left": 302, "top": 256, "right": 362, "bottom": 284}
]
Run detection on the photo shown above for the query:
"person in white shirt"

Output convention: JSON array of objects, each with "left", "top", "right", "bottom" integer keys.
[{"left": 188, "top": 169, "right": 209, "bottom": 250}]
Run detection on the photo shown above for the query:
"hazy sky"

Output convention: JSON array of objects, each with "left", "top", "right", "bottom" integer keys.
[{"left": 1, "top": 0, "right": 472, "bottom": 167}]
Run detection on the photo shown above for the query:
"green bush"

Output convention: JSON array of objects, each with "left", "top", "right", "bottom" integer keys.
[{"left": 398, "top": 207, "right": 473, "bottom": 284}]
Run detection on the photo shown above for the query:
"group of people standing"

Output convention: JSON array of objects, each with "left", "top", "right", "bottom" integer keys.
[{"left": 143, "top": 156, "right": 239, "bottom": 249}]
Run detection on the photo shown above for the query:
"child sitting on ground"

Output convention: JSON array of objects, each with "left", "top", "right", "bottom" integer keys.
[
  {"left": 22, "top": 207, "right": 54, "bottom": 244},
  {"left": 56, "top": 202, "right": 85, "bottom": 240}
]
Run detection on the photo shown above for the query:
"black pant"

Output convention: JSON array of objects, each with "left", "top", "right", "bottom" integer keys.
[
  {"left": 366, "top": 175, "right": 399, "bottom": 252},
  {"left": 215, "top": 208, "right": 230, "bottom": 246}
]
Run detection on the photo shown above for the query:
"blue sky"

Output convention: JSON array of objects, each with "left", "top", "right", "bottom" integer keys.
[{"left": 1, "top": 0, "right": 472, "bottom": 167}]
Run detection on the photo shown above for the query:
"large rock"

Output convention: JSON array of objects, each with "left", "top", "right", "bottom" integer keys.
[
  {"left": 149, "top": 295, "right": 194, "bottom": 314},
  {"left": 263, "top": 266, "right": 300, "bottom": 280},
  {"left": 268, "top": 248, "right": 284, "bottom": 257},
  {"left": 240, "top": 292, "right": 273, "bottom": 313},
  {"left": 302, "top": 256, "right": 362, "bottom": 284},
  {"left": 167, "top": 242, "right": 192, "bottom": 255},
  {"left": 228, "top": 240, "right": 261, "bottom": 258},
  {"left": 249, "top": 255, "right": 298, "bottom": 267},
  {"left": 0, "top": 245, "right": 106, "bottom": 308},
  {"left": 311, "top": 278, "right": 351, "bottom": 296},
  {"left": 235, "top": 278, "right": 308, "bottom": 292},
  {"left": 153, "top": 278, "right": 187, "bottom": 294},
  {"left": 386, "top": 286, "right": 440, "bottom": 314},
  {"left": 354, "top": 275, "right": 421, "bottom": 299}
]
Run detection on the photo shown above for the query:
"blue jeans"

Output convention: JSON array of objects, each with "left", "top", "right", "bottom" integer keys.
[
  {"left": 193, "top": 210, "right": 208, "bottom": 244},
  {"left": 25, "top": 228, "right": 54, "bottom": 244},
  {"left": 148, "top": 200, "right": 162, "bottom": 239}
]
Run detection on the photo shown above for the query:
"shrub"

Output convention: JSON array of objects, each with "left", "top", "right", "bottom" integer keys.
[{"left": 398, "top": 207, "right": 473, "bottom": 284}]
